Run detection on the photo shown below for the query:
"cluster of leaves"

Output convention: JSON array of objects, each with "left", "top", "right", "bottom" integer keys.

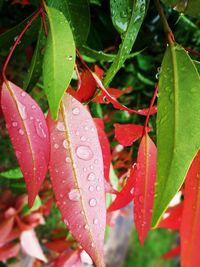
[{"left": 0, "top": 0, "right": 200, "bottom": 266}]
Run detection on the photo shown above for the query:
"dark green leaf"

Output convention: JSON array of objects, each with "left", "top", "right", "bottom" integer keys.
[
  {"left": 80, "top": 45, "right": 116, "bottom": 61},
  {"left": 104, "top": 0, "right": 146, "bottom": 86},
  {"left": 152, "top": 43, "right": 200, "bottom": 227},
  {"left": 23, "top": 23, "right": 46, "bottom": 92},
  {"left": 0, "top": 168, "right": 23, "bottom": 179},
  {"left": 43, "top": 6, "right": 75, "bottom": 120},
  {"left": 47, "top": 0, "right": 90, "bottom": 46}
]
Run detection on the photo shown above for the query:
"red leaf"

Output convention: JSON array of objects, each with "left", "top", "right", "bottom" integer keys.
[
  {"left": 0, "top": 243, "right": 20, "bottom": 261},
  {"left": 0, "top": 217, "right": 14, "bottom": 245},
  {"left": 92, "top": 73, "right": 157, "bottom": 116},
  {"left": 47, "top": 93, "right": 106, "bottom": 267},
  {"left": 1, "top": 81, "right": 50, "bottom": 207},
  {"left": 94, "top": 118, "right": 111, "bottom": 181},
  {"left": 158, "top": 203, "right": 183, "bottom": 230},
  {"left": 20, "top": 229, "right": 47, "bottom": 262},
  {"left": 46, "top": 239, "right": 73, "bottom": 253},
  {"left": 114, "top": 124, "right": 151, "bottom": 146},
  {"left": 134, "top": 134, "right": 157, "bottom": 245},
  {"left": 54, "top": 249, "right": 81, "bottom": 267},
  {"left": 162, "top": 245, "right": 180, "bottom": 259},
  {"left": 108, "top": 165, "right": 136, "bottom": 212},
  {"left": 180, "top": 151, "right": 200, "bottom": 267},
  {"left": 76, "top": 71, "right": 96, "bottom": 102}
]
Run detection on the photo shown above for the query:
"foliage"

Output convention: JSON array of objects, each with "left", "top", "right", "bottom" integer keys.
[{"left": 0, "top": 0, "right": 200, "bottom": 266}]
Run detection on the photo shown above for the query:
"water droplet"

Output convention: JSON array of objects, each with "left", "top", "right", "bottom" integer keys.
[
  {"left": 87, "top": 172, "right": 96, "bottom": 181},
  {"left": 83, "top": 167, "right": 87, "bottom": 172},
  {"left": 12, "top": 122, "right": 18, "bottom": 127},
  {"left": 91, "top": 242, "right": 94, "bottom": 247},
  {"left": 16, "top": 151, "right": 21, "bottom": 159},
  {"left": 65, "top": 157, "right": 71, "bottom": 163},
  {"left": 17, "top": 101, "right": 27, "bottom": 120},
  {"left": 30, "top": 116, "right": 34, "bottom": 121},
  {"left": 96, "top": 186, "right": 101, "bottom": 192},
  {"left": 31, "top": 105, "right": 36, "bottom": 110},
  {"left": 84, "top": 126, "right": 89, "bottom": 130},
  {"left": 21, "top": 92, "right": 26, "bottom": 97},
  {"left": 89, "top": 186, "right": 94, "bottom": 192},
  {"left": 62, "top": 180, "right": 66, "bottom": 184},
  {"left": 76, "top": 146, "right": 93, "bottom": 160},
  {"left": 75, "top": 131, "right": 80, "bottom": 136},
  {"left": 67, "top": 55, "right": 73, "bottom": 61},
  {"left": 36, "top": 122, "right": 47, "bottom": 138},
  {"left": 68, "top": 189, "right": 80, "bottom": 201},
  {"left": 90, "top": 165, "right": 94, "bottom": 170},
  {"left": 72, "top": 107, "right": 80, "bottom": 115},
  {"left": 56, "top": 122, "right": 65, "bottom": 131},
  {"left": 93, "top": 218, "right": 98, "bottom": 225},
  {"left": 64, "top": 219, "right": 69, "bottom": 226},
  {"left": 19, "top": 129, "right": 24, "bottom": 135},
  {"left": 54, "top": 144, "right": 59, "bottom": 149},
  {"left": 84, "top": 224, "right": 89, "bottom": 230},
  {"left": 63, "top": 140, "right": 68, "bottom": 149},
  {"left": 130, "top": 188, "right": 134, "bottom": 195},
  {"left": 91, "top": 127, "right": 95, "bottom": 132},
  {"left": 89, "top": 198, "right": 97, "bottom": 207},
  {"left": 138, "top": 195, "right": 143, "bottom": 203},
  {"left": 80, "top": 136, "right": 86, "bottom": 142},
  {"left": 94, "top": 159, "right": 98, "bottom": 164}
]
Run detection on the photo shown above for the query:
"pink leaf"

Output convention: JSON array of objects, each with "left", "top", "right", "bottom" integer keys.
[
  {"left": 94, "top": 118, "right": 111, "bottom": 181},
  {"left": 47, "top": 93, "right": 106, "bottom": 267},
  {"left": 0, "top": 243, "right": 20, "bottom": 261},
  {"left": 0, "top": 217, "right": 14, "bottom": 245},
  {"left": 158, "top": 203, "right": 183, "bottom": 231},
  {"left": 108, "top": 165, "right": 136, "bottom": 212},
  {"left": 180, "top": 151, "right": 200, "bottom": 267},
  {"left": 54, "top": 249, "right": 81, "bottom": 267},
  {"left": 114, "top": 124, "right": 151, "bottom": 146},
  {"left": 162, "top": 246, "right": 180, "bottom": 259},
  {"left": 1, "top": 81, "right": 50, "bottom": 207},
  {"left": 134, "top": 134, "right": 157, "bottom": 245},
  {"left": 20, "top": 229, "right": 47, "bottom": 262}
]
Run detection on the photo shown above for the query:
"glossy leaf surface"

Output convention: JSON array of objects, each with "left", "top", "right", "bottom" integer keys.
[
  {"left": 134, "top": 134, "right": 156, "bottom": 245},
  {"left": 43, "top": 6, "right": 75, "bottom": 119},
  {"left": 152, "top": 44, "right": 200, "bottom": 227},
  {"left": 180, "top": 151, "right": 200, "bottom": 267},
  {"left": 104, "top": 0, "right": 146, "bottom": 86},
  {"left": 48, "top": 93, "right": 106, "bottom": 267},
  {"left": 1, "top": 81, "right": 49, "bottom": 207}
]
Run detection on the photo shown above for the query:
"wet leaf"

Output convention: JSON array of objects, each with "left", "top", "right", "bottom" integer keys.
[
  {"left": 54, "top": 249, "right": 81, "bottom": 267},
  {"left": 134, "top": 134, "right": 156, "bottom": 245},
  {"left": 43, "top": 6, "right": 75, "bottom": 119},
  {"left": 1, "top": 81, "right": 50, "bottom": 207},
  {"left": 152, "top": 44, "right": 200, "bottom": 227},
  {"left": 180, "top": 151, "right": 200, "bottom": 267},
  {"left": 47, "top": 93, "right": 106, "bottom": 267}
]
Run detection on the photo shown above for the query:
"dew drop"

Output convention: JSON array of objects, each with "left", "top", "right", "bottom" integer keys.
[
  {"left": 75, "top": 131, "right": 80, "bottom": 136},
  {"left": 68, "top": 189, "right": 80, "bottom": 201},
  {"left": 76, "top": 146, "right": 93, "bottom": 160},
  {"left": 67, "top": 55, "right": 73, "bottom": 61},
  {"left": 31, "top": 105, "right": 36, "bottom": 110},
  {"left": 89, "top": 198, "right": 97, "bottom": 207},
  {"left": 54, "top": 144, "right": 59, "bottom": 149},
  {"left": 30, "top": 116, "right": 34, "bottom": 121},
  {"left": 72, "top": 107, "right": 80, "bottom": 115},
  {"left": 130, "top": 188, "right": 134, "bottom": 195},
  {"left": 89, "top": 186, "right": 94, "bottom": 192},
  {"left": 83, "top": 167, "right": 87, "bottom": 172},
  {"left": 84, "top": 126, "right": 89, "bottom": 130},
  {"left": 80, "top": 136, "right": 86, "bottom": 142},
  {"left": 94, "top": 159, "right": 98, "bottom": 164},
  {"left": 16, "top": 151, "right": 21, "bottom": 159},
  {"left": 84, "top": 224, "right": 89, "bottom": 230},
  {"left": 12, "top": 121, "right": 18, "bottom": 127},
  {"left": 17, "top": 101, "right": 27, "bottom": 120},
  {"left": 36, "top": 122, "right": 47, "bottom": 138},
  {"left": 91, "top": 242, "right": 94, "bottom": 247},
  {"left": 90, "top": 165, "right": 94, "bottom": 170},
  {"left": 19, "top": 129, "right": 24, "bottom": 135},
  {"left": 65, "top": 157, "right": 71, "bottom": 163},
  {"left": 64, "top": 219, "right": 69, "bottom": 226},
  {"left": 87, "top": 172, "right": 96, "bottom": 181},
  {"left": 21, "top": 91, "right": 26, "bottom": 97},
  {"left": 93, "top": 218, "right": 98, "bottom": 225},
  {"left": 63, "top": 139, "right": 68, "bottom": 149},
  {"left": 56, "top": 122, "right": 65, "bottom": 131},
  {"left": 96, "top": 186, "right": 101, "bottom": 192},
  {"left": 138, "top": 195, "right": 143, "bottom": 203},
  {"left": 91, "top": 127, "right": 95, "bottom": 132}
]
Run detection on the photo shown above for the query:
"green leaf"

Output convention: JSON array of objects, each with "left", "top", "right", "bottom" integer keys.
[
  {"left": 43, "top": 6, "right": 75, "bottom": 120},
  {"left": 80, "top": 45, "right": 116, "bottom": 61},
  {"left": 194, "top": 60, "right": 200, "bottom": 74},
  {"left": 47, "top": 0, "right": 90, "bottom": 46},
  {"left": 110, "top": 0, "right": 132, "bottom": 34},
  {"left": 22, "top": 195, "right": 42, "bottom": 215},
  {"left": 0, "top": 12, "right": 40, "bottom": 56},
  {"left": 162, "top": 0, "right": 200, "bottom": 19},
  {"left": 104, "top": 0, "right": 146, "bottom": 86},
  {"left": 23, "top": 23, "right": 46, "bottom": 92},
  {"left": 152, "top": 43, "right": 200, "bottom": 227},
  {"left": 0, "top": 168, "right": 23, "bottom": 179}
]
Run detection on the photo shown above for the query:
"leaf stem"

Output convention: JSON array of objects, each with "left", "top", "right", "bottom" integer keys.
[
  {"left": 2, "top": 8, "right": 43, "bottom": 83},
  {"left": 154, "top": 0, "right": 175, "bottom": 45},
  {"left": 184, "top": 47, "right": 200, "bottom": 57},
  {"left": 143, "top": 84, "right": 158, "bottom": 135}
]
